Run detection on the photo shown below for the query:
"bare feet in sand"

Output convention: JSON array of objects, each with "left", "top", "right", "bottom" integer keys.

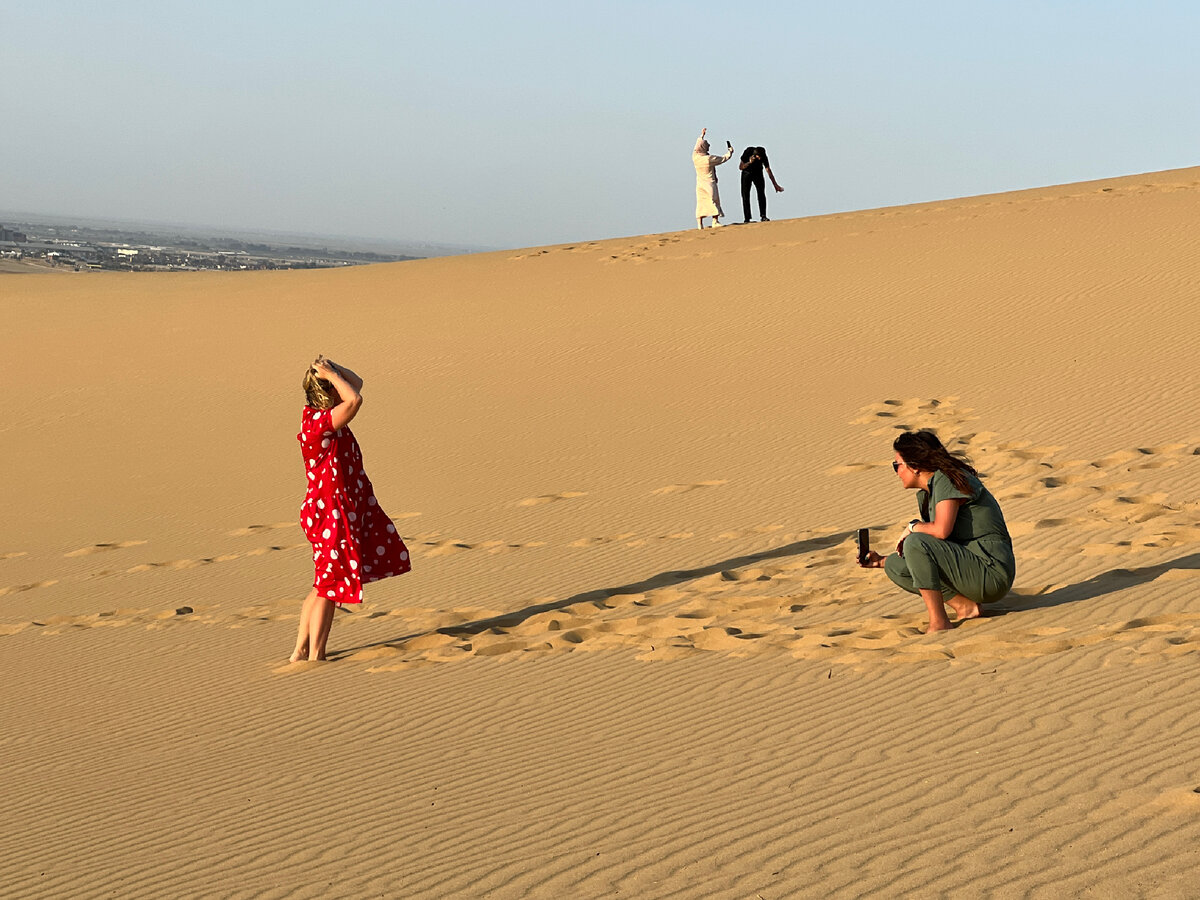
[
  {"left": 921, "top": 596, "right": 983, "bottom": 632},
  {"left": 288, "top": 648, "right": 328, "bottom": 663},
  {"left": 946, "top": 595, "right": 982, "bottom": 622}
]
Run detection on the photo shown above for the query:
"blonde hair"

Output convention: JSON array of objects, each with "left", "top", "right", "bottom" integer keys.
[{"left": 302, "top": 367, "right": 335, "bottom": 410}]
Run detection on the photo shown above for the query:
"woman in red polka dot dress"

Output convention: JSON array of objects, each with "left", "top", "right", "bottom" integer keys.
[{"left": 290, "top": 356, "right": 410, "bottom": 662}]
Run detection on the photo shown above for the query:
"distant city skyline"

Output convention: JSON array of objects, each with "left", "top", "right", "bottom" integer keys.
[{"left": 4, "top": 2, "right": 1199, "bottom": 250}]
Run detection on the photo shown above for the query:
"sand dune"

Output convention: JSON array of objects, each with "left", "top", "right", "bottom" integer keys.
[{"left": 4, "top": 168, "right": 1200, "bottom": 897}]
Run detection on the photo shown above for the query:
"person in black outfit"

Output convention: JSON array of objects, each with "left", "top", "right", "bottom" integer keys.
[{"left": 739, "top": 146, "right": 784, "bottom": 223}]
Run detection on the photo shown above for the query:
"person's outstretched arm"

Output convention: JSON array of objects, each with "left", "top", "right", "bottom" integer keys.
[{"left": 314, "top": 360, "right": 362, "bottom": 431}]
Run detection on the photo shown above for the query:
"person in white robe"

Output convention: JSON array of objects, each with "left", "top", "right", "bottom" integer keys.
[{"left": 693, "top": 127, "right": 734, "bottom": 229}]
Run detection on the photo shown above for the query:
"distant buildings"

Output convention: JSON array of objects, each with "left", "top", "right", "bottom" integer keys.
[{"left": 0, "top": 220, "right": 418, "bottom": 271}]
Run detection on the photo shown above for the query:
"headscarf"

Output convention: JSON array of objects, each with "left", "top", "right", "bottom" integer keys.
[{"left": 694, "top": 137, "right": 710, "bottom": 155}]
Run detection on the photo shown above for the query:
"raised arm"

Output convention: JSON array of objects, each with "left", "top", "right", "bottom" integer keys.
[
  {"left": 313, "top": 359, "right": 362, "bottom": 431},
  {"left": 320, "top": 357, "right": 363, "bottom": 392}
]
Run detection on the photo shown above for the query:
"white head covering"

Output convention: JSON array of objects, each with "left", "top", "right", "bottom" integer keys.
[{"left": 694, "top": 137, "right": 710, "bottom": 154}]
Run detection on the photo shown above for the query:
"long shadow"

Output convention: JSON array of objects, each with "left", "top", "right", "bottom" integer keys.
[
  {"left": 330, "top": 528, "right": 860, "bottom": 657},
  {"left": 1003, "top": 552, "right": 1200, "bottom": 612}
]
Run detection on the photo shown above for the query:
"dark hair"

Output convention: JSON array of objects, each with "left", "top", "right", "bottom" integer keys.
[{"left": 893, "top": 429, "right": 977, "bottom": 495}]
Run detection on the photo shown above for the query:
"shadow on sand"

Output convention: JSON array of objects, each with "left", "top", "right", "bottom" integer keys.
[
  {"left": 1004, "top": 551, "right": 1200, "bottom": 612},
  {"left": 331, "top": 528, "right": 859, "bottom": 658}
]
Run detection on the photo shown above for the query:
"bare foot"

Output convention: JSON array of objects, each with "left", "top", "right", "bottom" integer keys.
[
  {"left": 289, "top": 649, "right": 308, "bottom": 663},
  {"left": 946, "top": 595, "right": 982, "bottom": 622},
  {"left": 924, "top": 619, "right": 953, "bottom": 633}
]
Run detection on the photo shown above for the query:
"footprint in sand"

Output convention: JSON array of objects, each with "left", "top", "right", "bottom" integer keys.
[
  {"left": 478, "top": 539, "right": 542, "bottom": 554},
  {"left": 996, "top": 446, "right": 1061, "bottom": 461},
  {"left": 517, "top": 491, "right": 587, "bottom": 507},
  {"left": 1033, "top": 516, "right": 1092, "bottom": 529},
  {"left": 570, "top": 533, "right": 637, "bottom": 548},
  {"left": 6, "top": 606, "right": 157, "bottom": 636},
  {"left": 65, "top": 540, "right": 148, "bottom": 557},
  {"left": 122, "top": 545, "right": 298, "bottom": 573},
  {"left": 420, "top": 540, "right": 475, "bottom": 558},
  {"left": 631, "top": 591, "right": 687, "bottom": 608},
  {"left": 1, "top": 551, "right": 28, "bottom": 560},
  {"left": 226, "top": 523, "right": 296, "bottom": 537},
  {"left": 1115, "top": 614, "right": 1197, "bottom": 633},
  {"left": 1151, "top": 526, "right": 1200, "bottom": 544},
  {"left": 242, "top": 544, "right": 306, "bottom": 556},
  {"left": 1080, "top": 541, "right": 1134, "bottom": 556},
  {"left": 1144, "top": 787, "right": 1200, "bottom": 815},
  {"left": 1135, "top": 444, "right": 1190, "bottom": 457},
  {"left": 652, "top": 480, "right": 728, "bottom": 495},
  {"left": 1088, "top": 493, "right": 1175, "bottom": 524},
  {"left": 417, "top": 538, "right": 545, "bottom": 558},
  {"left": 0, "top": 579, "right": 60, "bottom": 597},
  {"left": 852, "top": 397, "right": 975, "bottom": 436},
  {"left": 1039, "top": 473, "right": 1098, "bottom": 488}
]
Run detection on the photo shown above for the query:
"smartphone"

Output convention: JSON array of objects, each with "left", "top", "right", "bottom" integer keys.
[
  {"left": 857, "top": 528, "right": 870, "bottom": 565},
  {"left": 726, "top": 140, "right": 732, "bottom": 148}
]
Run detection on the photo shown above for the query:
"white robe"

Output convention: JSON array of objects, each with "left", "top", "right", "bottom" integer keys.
[{"left": 693, "top": 138, "right": 734, "bottom": 218}]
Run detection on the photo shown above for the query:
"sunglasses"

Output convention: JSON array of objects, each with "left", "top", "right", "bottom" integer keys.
[{"left": 892, "top": 461, "right": 903, "bottom": 472}]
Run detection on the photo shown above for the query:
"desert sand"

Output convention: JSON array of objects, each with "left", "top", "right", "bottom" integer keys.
[{"left": 4, "top": 168, "right": 1200, "bottom": 898}]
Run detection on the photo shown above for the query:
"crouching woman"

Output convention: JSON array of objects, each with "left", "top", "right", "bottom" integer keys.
[{"left": 859, "top": 429, "right": 1016, "bottom": 632}]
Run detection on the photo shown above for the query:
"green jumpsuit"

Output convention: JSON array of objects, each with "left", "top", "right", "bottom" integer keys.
[{"left": 884, "top": 470, "right": 1016, "bottom": 604}]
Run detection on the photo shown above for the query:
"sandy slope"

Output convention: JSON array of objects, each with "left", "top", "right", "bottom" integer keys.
[{"left": 3, "top": 167, "right": 1200, "bottom": 898}]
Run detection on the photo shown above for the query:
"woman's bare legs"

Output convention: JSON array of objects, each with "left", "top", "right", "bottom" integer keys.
[
  {"left": 920, "top": 588, "right": 953, "bottom": 633},
  {"left": 308, "top": 595, "right": 336, "bottom": 661},
  {"left": 946, "top": 594, "right": 982, "bottom": 622},
  {"left": 290, "top": 587, "right": 321, "bottom": 662}
]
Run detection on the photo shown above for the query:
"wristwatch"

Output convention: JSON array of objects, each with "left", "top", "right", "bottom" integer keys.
[{"left": 907, "top": 519, "right": 919, "bottom": 534}]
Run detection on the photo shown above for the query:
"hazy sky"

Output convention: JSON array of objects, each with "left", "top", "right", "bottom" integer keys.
[{"left": 3, "top": 1, "right": 1198, "bottom": 250}]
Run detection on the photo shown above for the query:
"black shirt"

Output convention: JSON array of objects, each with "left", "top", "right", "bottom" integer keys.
[{"left": 740, "top": 148, "right": 770, "bottom": 178}]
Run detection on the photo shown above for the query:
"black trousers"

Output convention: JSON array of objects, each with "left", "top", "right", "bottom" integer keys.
[{"left": 741, "top": 171, "right": 766, "bottom": 221}]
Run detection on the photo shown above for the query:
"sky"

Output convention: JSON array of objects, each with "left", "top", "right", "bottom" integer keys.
[{"left": 3, "top": 1, "right": 1198, "bottom": 251}]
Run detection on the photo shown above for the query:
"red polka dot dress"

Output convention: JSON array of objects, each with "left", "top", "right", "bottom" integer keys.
[{"left": 298, "top": 406, "right": 410, "bottom": 604}]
